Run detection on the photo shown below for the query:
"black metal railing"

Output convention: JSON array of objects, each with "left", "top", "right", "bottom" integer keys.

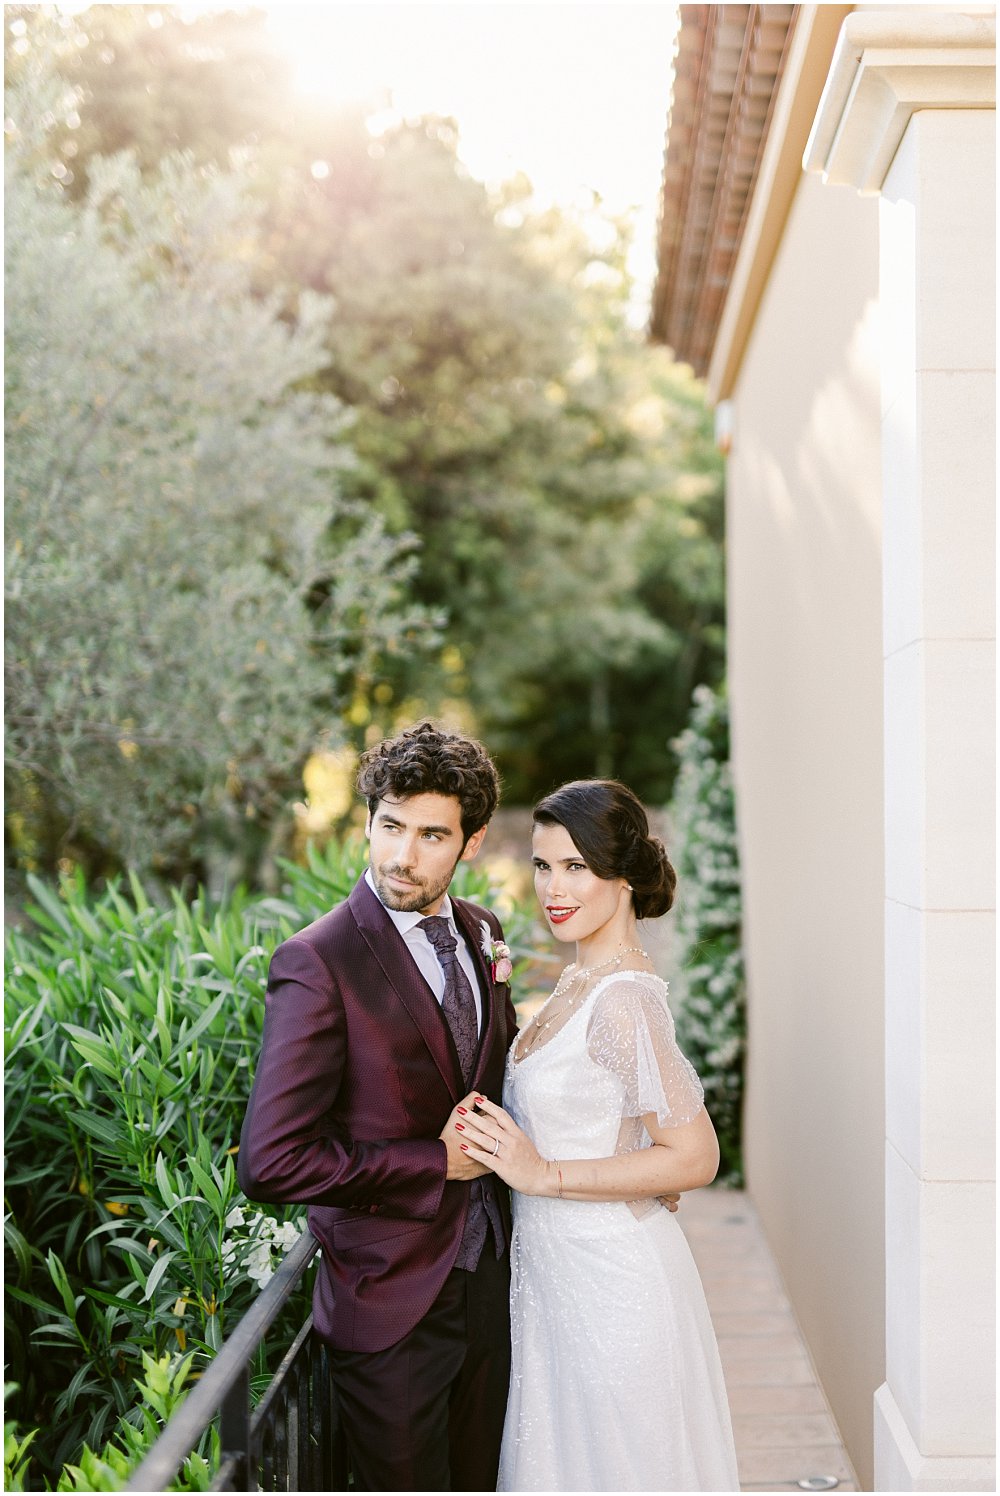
[{"left": 125, "top": 1229, "right": 349, "bottom": 1492}]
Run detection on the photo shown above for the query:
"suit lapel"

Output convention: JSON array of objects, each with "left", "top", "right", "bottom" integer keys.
[{"left": 348, "top": 877, "right": 462, "bottom": 1097}]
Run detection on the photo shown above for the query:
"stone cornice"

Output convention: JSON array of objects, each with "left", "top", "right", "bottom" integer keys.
[{"left": 804, "top": 7, "right": 996, "bottom": 194}]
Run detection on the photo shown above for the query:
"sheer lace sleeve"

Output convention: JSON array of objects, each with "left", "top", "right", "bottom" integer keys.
[{"left": 585, "top": 975, "right": 704, "bottom": 1128}]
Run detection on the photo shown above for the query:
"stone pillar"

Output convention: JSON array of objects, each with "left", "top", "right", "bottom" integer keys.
[
  {"left": 877, "top": 102, "right": 995, "bottom": 1494},
  {"left": 805, "top": 11, "right": 995, "bottom": 1491}
]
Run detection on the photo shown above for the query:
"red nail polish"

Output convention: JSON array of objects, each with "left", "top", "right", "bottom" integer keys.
[
  {"left": 476, "top": 1097, "right": 485, "bottom": 1105},
  {"left": 460, "top": 1144, "right": 468, "bottom": 1151},
  {"left": 457, "top": 1107, "right": 468, "bottom": 1115},
  {"left": 455, "top": 1123, "right": 465, "bottom": 1131}
]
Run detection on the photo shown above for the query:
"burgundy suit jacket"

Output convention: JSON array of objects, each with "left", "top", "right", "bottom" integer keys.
[{"left": 238, "top": 875, "right": 519, "bottom": 1351}]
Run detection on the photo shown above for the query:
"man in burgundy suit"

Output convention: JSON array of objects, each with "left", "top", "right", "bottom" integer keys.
[{"left": 238, "top": 722, "right": 518, "bottom": 1491}]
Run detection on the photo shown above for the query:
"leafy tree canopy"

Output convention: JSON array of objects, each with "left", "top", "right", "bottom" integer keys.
[
  {"left": 6, "top": 6, "right": 726, "bottom": 883},
  {"left": 5, "top": 64, "right": 430, "bottom": 884}
]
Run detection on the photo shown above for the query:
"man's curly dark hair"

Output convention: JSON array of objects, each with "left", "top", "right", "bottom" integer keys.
[{"left": 356, "top": 721, "right": 500, "bottom": 841}]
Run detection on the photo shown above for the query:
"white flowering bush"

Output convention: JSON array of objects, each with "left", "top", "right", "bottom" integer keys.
[
  {"left": 668, "top": 684, "right": 745, "bottom": 1183},
  {"left": 221, "top": 1207, "right": 306, "bottom": 1292}
]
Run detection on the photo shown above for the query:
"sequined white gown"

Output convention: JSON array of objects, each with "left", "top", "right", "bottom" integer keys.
[{"left": 498, "top": 971, "right": 739, "bottom": 1492}]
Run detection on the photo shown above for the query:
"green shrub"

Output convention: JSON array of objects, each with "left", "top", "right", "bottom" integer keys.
[
  {"left": 667, "top": 684, "right": 746, "bottom": 1184},
  {"left": 4, "top": 1384, "right": 39, "bottom": 1492},
  {"left": 52, "top": 1353, "right": 213, "bottom": 1493},
  {"left": 4, "top": 837, "right": 544, "bottom": 1487},
  {"left": 4, "top": 869, "right": 290, "bottom": 1484}
]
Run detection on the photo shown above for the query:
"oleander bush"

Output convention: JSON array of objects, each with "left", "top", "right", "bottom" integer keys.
[
  {"left": 667, "top": 684, "right": 746, "bottom": 1185},
  {"left": 4, "top": 837, "right": 542, "bottom": 1489}
]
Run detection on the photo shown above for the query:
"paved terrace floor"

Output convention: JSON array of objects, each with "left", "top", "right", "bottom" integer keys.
[{"left": 679, "top": 1188, "right": 860, "bottom": 1493}]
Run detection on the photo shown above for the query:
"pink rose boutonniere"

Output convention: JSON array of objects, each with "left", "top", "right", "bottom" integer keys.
[{"left": 479, "top": 920, "right": 513, "bottom": 984}]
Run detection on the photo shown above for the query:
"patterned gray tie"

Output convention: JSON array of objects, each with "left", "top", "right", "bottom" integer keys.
[
  {"left": 420, "top": 915, "right": 504, "bottom": 1271},
  {"left": 420, "top": 916, "right": 479, "bottom": 1083}
]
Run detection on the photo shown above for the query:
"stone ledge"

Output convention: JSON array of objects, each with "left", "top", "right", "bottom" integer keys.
[{"left": 804, "top": 7, "right": 996, "bottom": 193}]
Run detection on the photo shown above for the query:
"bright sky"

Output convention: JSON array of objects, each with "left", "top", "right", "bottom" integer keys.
[{"left": 264, "top": 2, "right": 681, "bottom": 317}]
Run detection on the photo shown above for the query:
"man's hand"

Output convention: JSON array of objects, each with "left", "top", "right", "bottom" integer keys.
[
  {"left": 440, "top": 1093, "right": 490, "bottom": 1181},
  {"left": 659, "top": 1192, "right": 681, "bottom": 1213}
]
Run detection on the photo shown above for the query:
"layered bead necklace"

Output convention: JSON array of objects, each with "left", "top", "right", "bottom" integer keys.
[{"left": 516, "top": 944, "right": 650, "bottom": 1061}]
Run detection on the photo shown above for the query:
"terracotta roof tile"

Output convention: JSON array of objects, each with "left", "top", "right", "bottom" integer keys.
[{"left": 650, "top": 4, "right": 799, "bottom": 372}]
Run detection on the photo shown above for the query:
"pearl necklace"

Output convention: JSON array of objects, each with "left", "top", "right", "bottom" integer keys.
[{"left": 519, "top": 944, "right": 650, "bottom": 1056}]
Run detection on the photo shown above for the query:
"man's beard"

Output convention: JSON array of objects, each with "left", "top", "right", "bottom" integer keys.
[{"left": 370, "top": 858, "right": 460, "bottom": 914}]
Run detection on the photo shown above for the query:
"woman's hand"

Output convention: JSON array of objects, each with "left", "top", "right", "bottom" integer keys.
[
  {"left": 439, "top": 1092, "right": 490, "bottom": 1180},
  {"left": 455, "top": 1096, "right": 554, "bottom": 1197}
]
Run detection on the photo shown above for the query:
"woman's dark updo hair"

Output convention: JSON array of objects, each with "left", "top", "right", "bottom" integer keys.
[{"left": 532, "top": 779, "right": 677, "bottom": 919}]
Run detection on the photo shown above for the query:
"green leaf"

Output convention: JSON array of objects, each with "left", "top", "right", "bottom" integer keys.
[
  {"left": 70, "top": 1111, "right": 126, "bottom": 1149},
  {"left": 127, "top": 869, "right": 150, "bottom": 913},
  {"left": 174, "top": 989, "right": 228, "bottom": 1050},
  {"left": 186, "top": 1155, "right": 222, "bottom": 1216},
  {"left": 24, "top": 876, "right": 74, "bottom": 937},
  {"left": 62, "top": 1026, "right": 120, "bottom": 1081},
  {"left": 3, "top": 1218, "right": 35, "bottom": 1282},
  {"left": 81, "top": 1284, "right": 145, "bottom": 1314},
  {"left": 5, "top": 991, "right": 52, "bottom": 1058},
  {"left": 45, "top": 1251, "right": 83, "bottom": 1322},
  {"left": 154, "top": 1153, "right": 177, "bottom": 1209},
  {"left": 141, "top": 1250, "right": 175, "bottom": 1303},
  {"left": 5, "top": 1284, "right": 72, "bottom": 1316},
  {"left": 87, "top": 1226, "right": 154, "bottom": 1262}
]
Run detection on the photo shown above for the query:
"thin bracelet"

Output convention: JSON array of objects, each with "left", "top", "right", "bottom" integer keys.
[{"left": 556, "top": 1167, "right": 564, "bottom": 1199}]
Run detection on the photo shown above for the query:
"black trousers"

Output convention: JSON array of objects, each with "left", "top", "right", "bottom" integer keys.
[{"left": 328, "top": 1247, "right": 511, "bottom": 1492}]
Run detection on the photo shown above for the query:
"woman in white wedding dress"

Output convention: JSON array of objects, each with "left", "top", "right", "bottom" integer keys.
[{"left": 457, "top": 779, "right": 739, "bottom": 1492}]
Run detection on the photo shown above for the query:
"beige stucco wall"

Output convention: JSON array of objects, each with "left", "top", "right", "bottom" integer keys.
[{"left": 728, "top": 171, "right": 884, "bottom": 1488}]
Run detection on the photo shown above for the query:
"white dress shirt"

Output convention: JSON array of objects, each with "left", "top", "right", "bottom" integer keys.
[{"left": 364, "top": 868, "right": 483, "bottom": 1033}]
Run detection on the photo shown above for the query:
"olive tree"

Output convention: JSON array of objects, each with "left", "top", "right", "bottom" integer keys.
[{"left": 5, "top": 79, "right": 430, "bottom": 883}]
